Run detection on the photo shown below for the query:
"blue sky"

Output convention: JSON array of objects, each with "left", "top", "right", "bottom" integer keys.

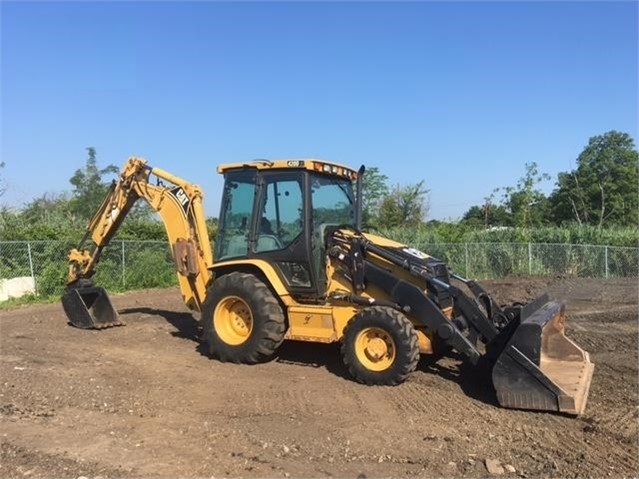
[{"left": 1, "top": 1, "right": 637, "bottom": 221}]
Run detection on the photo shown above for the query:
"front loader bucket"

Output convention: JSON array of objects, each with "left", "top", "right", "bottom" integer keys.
[
  {"left": 491, "top": 297, "right": 594, "bottom": 415},
  {"left": 61, "top": 283, "right": 123, "bottom": 329}
]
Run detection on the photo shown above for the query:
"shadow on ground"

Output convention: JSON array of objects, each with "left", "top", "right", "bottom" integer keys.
[
  {"left": 119, "top": 307, "right": 200, "bottom": 339},
  {"left": 275, "top": 340, "right": 351, "bottom": 380},
  {"left": 418, "top": 353, "right": 499, "bottom": 407},
  {"left": 117, "top": 306, "right": 499, "bottom": 405}
]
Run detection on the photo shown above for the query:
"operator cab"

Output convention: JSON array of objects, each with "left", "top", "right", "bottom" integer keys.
[{"left": 215, "top": 159, "right": 357, "bottom": 299}]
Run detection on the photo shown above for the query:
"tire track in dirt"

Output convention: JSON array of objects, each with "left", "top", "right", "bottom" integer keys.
[
  {"left": 219, "top": 387, "right": 325, "bottom": 418},
  {"left": 588, "top": 405, "right": 638, "bottom": 445}
]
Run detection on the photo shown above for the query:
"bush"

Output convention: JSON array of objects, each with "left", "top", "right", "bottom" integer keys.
[{"left": 376, "top": 224, "right": 638, "bottom": 248}]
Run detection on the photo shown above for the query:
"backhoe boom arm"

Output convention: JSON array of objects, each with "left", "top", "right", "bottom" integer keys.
[{"left": 66, "top": 157, "right": 214, "bottom": 313}]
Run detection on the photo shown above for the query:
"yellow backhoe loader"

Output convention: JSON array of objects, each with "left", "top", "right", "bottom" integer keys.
[{"left": 62, "top": 157, "right": 594, "bottom": 415}]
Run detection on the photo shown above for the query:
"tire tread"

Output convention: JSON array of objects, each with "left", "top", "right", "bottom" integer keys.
[
  {"left": 341, "top": 306, "right": 419, "bottom": 386},
  {"left": 201, "top": 272, "right": 286, "bottom": 364}
]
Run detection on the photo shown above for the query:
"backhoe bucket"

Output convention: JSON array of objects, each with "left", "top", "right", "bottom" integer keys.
[
  {"left": 61, "top": 283, "right": 123, "bottom": 329},
  {"left": 491, "top": 296, "right": 594, "bottom": 415}
]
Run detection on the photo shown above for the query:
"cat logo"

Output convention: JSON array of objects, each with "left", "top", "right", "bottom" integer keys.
[{"left": 169, "top": 187, "right": 190, "bottom": 215}]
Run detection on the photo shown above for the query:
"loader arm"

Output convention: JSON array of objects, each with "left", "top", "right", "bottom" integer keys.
[
  {"left": 65, "top": 157, "right": 214, "bottom": 328},
  {"left": 326, "top": 228, "right": 594, "bottom": 415}
]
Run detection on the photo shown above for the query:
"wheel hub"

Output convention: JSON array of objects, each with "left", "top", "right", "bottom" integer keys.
[
  {"left": 366, "top": 337, "right": 388, "bottom": 359},
  {"left": 355, "top": 327, "right": 396, "bottom": 371},
  {"left": 214, "top": 296, "right": 253, "bottom": 346}
]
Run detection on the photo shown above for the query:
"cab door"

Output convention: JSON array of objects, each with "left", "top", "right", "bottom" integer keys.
[{"left": 249, "top": 170, "right": 320, "bottom": 295}]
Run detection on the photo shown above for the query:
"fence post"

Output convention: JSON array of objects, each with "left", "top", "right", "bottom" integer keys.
[
  {"left": 27, "top": 241, "right": 36, "bottom": 295},
  {"left": 122, "top": 241, "right": 126, "bottom": 288},
  {"left": 605, "top": 245, "right": 609, "bottom": 279},
  {"left": 465, "top": 243, "right": 470, "bottom": 277},
  {"left": 528, "top": 242, "right": 532, "bottom": 276}
]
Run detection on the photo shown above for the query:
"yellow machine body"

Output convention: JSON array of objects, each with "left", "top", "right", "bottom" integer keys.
[{"left": 62, "top": 156, "right": 593, "bottom": 415}]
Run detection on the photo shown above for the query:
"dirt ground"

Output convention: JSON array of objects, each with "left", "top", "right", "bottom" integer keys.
[{"left": 1, "top": 277, "right": 637, "bottom": 479}]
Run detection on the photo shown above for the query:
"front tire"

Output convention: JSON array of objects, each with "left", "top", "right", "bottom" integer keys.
[
  {"left": 341, "top": 306, "right": 419, "bottom": 385},
  {"left": 201, "top": 272, "right": 286, "bottom": 363}
]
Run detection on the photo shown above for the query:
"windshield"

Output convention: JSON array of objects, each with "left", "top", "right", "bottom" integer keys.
[{"left": 310, "top": 174, "right": 355, "bottom": 227}]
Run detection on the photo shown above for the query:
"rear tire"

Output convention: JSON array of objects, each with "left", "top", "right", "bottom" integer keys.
[
  {"left": 201, "top": 272, "right": 286, "bottom": 363},
  {"left": 341, "top": 307, "right": 419, "bottom": 385}
]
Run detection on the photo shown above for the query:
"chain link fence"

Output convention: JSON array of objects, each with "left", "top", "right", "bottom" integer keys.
[
  {"left": 412, "top": 242, "right": 639, "bottom": 279},
  {"left": 0, "top": 240, "right": 637, "bottom": 300},
  {"left": 0, "top": 240, "right": 177, "bottom": 300}
]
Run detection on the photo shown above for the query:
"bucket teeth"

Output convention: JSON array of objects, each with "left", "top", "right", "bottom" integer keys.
[{"left": 92, "top": 318, "right": 125, "bottom": 329}]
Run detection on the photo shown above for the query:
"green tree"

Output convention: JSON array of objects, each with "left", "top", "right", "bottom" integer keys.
[
  {"left": 0, "top": 193, "right": 79, "bottom": 240},
  {"left": 461, "top": 162, "right": 551, "bottom": 230},
  {"left": 462, "top": 203, "right": 513, "bottom": 228},
  {"left": 502, "top": 162, "right": 551, "bottom": 228},
  {"left": 22, "top": 192, "right": 74, "bottom": 226},
  {"left": 360, "top": 166, "right": 389, "bottom": 229},
  {"left": 550, "top": 131, "right": 639, "bottom": 227},
  {"left": 377, "top": 181, "right": 429, "bottom": 229},
  {"left": 462, "top": 187, "right": 515, "bottom": 228},
  {"left": 69, "top": 147, "right": 119, "bottom": 221}
]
